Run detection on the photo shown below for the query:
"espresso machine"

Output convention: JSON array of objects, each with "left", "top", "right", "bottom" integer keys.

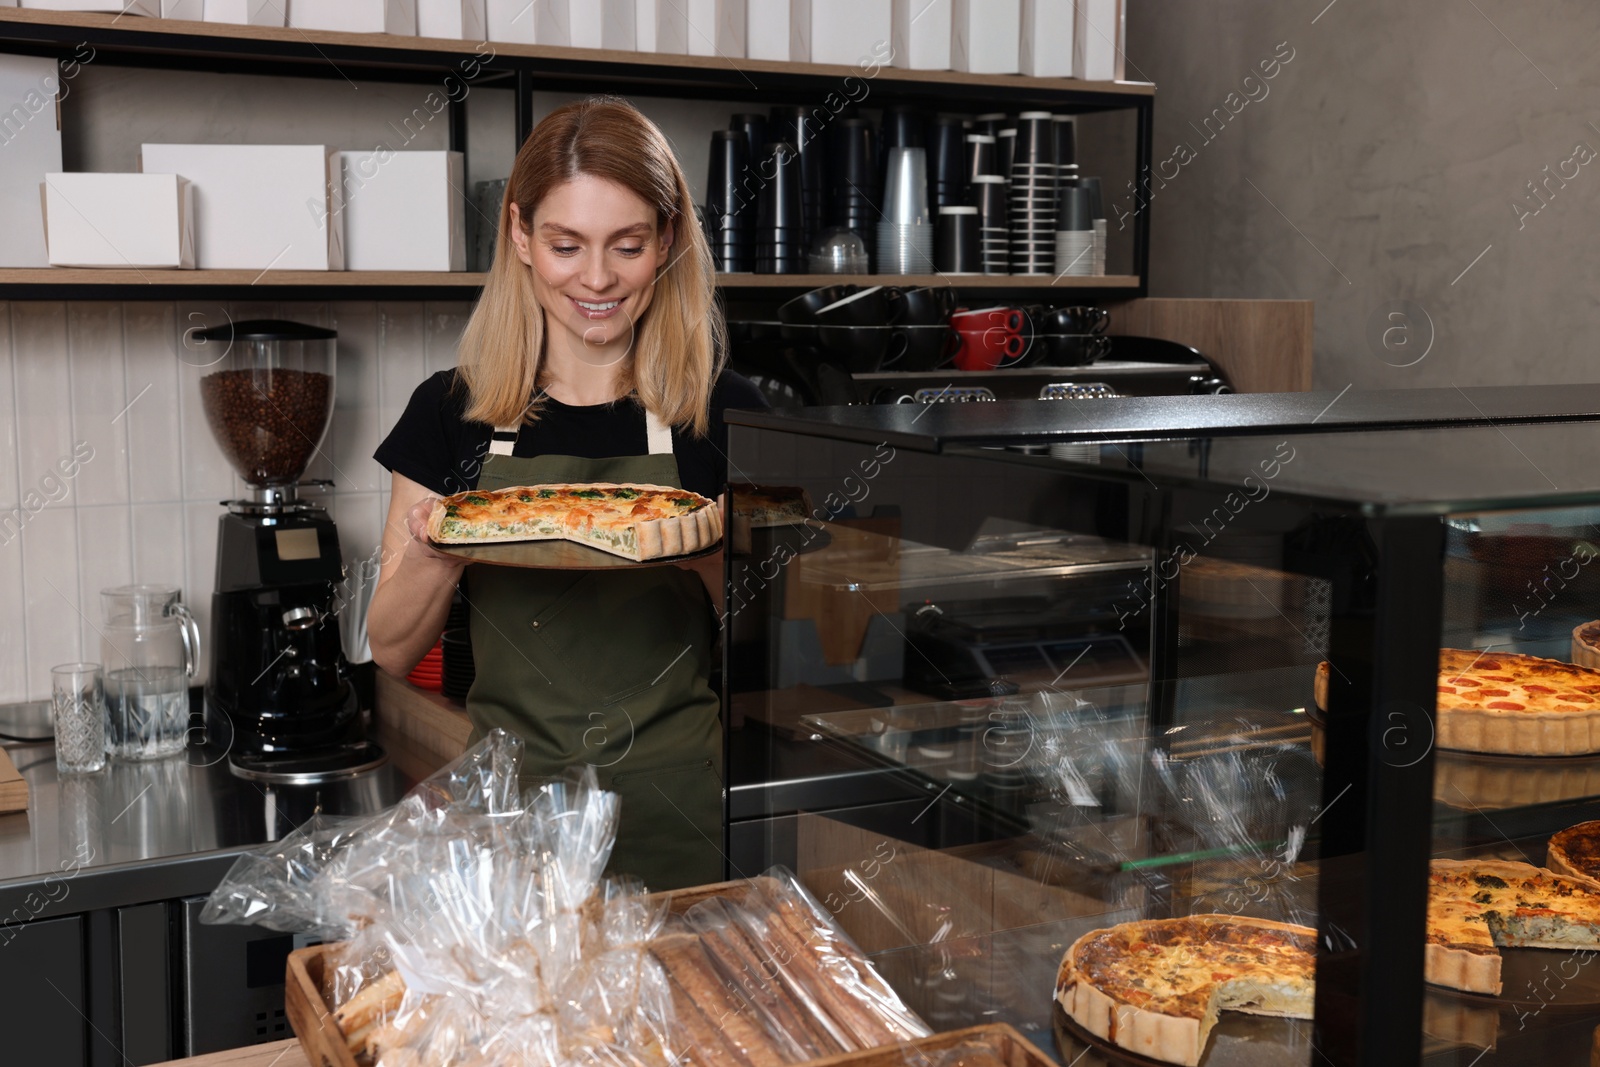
[{"left": 193, "top": 319, "right": 384, "bottom": 782}]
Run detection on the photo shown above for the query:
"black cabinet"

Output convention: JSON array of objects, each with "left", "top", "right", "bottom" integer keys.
[{"left": 2, "top": 915, "right": 87, "bottom": 1067}]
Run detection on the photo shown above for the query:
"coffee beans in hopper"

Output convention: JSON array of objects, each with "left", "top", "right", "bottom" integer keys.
[{"left": 200, "top": 369, "right": 333, "bottom": 486}]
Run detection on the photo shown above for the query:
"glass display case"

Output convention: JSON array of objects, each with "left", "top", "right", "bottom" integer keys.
[{"left": 723, "top": 394, "right": 1600, "bottom": 1067}]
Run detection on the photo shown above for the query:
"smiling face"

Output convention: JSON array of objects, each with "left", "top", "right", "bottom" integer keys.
[{"left": 509, "top": 173, "right": 674, "bottom": 368}]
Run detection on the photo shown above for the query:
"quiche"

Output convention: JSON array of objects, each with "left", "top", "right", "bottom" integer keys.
[
  {"left": 1427, "top": 858, "right": 1600, "bottom": 995},
  {"left": 1573, "top": 621, "right": 1600, "bottom": 671},
  {"left": 730, "top": 482, "right": 813, "bottom": 526},
  {"left": 1313, "top": 648, "right": 1600, "bottom": 756},
  {"left": 426, "top": 482, "right": 721, "bottom": 562},
  {"left": 1547, "top": 821, "right": 1600, "bottom": 882},
  {"left": 1055, "top": 914, "right": 1316, "bottom": 1066}
]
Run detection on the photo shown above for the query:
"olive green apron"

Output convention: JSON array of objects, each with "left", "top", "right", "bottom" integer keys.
[{"left": 464, "top": 405, "right": 724, "bottom": 891}]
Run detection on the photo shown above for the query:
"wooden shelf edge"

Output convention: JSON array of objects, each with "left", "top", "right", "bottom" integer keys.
[
  {"left": 0, "top": 268, "right": 487, "bottom": 286},
  {"left": 0, "top": 269, "right": 1140, "bottom": 294},
  {"left": 0, "top": 8, "right": 1154, "bottom": 98}
]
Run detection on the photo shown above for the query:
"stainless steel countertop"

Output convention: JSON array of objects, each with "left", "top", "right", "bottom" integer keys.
[{"left": 0, "top": 696, "right": 411, "bottom": 915}]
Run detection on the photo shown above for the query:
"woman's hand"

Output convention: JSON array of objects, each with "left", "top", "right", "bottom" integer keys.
[{"left": 403, "top": 495, "right": 467, "bottom": 567}]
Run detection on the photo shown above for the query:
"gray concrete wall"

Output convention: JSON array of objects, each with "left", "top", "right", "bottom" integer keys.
[{"left": 1126, "top": 0, "right": 1600, "bottom": 389}]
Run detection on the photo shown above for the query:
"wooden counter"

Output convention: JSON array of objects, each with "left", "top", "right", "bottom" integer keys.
[
  {"left": 372, "top": 670, "right": 471, "bottom": 773},
  {"left": 155, "top": 1040, "right": 306, "bottom": 1067}
]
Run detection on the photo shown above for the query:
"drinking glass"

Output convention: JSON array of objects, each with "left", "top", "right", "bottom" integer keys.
[{"left": 52, "top": 663, "right": 107, "bottom": 775}]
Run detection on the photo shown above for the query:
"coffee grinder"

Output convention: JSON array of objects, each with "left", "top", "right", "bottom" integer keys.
[{"left": 194, "top": 319, "right": 384, "bottom": 782}]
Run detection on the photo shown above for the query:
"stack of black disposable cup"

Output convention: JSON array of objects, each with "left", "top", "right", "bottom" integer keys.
[
  {"left": 827, "top": 117, "right": 879, "bottom": 266},
  {"left": 1053, "top": 114, "right": 1078, "bottom": 188},
  {"left": 1010, "top": 111, "right": 1057, "bottom": 275},
  {"left": 881, "top": 104, "right": 925, "bottom": 157},
  {"left": 973, "top": 175, "right": 1008, "bottom": 274},
  {"left": 968, "top": 116, "right": 1007, "bottom": 274},
  {"left": 755, "top": 141, "right": 805, "bottom": 274},
  {"left": 929, "top": 116, "right": 968, "bottom": 210},
  {"left": 732, "top": 112, "right": 767, "bottom": 167},
  {"left": 974, "top": 112, "right": 1006, "bottom": 137},
  {"left": 769, "top": 106, "right": 826, "bottom": 250},
  {"left": 705, "top": 129, "right": 752, "bottom": 272}
]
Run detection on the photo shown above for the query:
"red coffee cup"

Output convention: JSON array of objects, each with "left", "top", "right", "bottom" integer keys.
[
  {"left": 952, "top": 325, "right": 1026, "bottom": 370},
  {"left": 950, "top": 306, "right": 1024, "bottom": 333},
  {"left": 950, "top": 306, "right": 1025, "bottom": 370}
]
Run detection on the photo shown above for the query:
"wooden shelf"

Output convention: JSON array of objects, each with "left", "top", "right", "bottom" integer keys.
[
  {"left": 0, "top": 268, "right": 487, "bottom": 300},
  {"left": 0, "top": 8, "right": 1153, "bottom": 104},
  {"left": 0, "top": 269, "right": 1140, "bottom": 300},
  {"left": 0, "top": 268, "right": 486, "bottom": 286}
]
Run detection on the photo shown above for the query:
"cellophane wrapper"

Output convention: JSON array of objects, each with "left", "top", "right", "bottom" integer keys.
[
  {"left": 201, "top": 730, "right": 675, "bottom": 1067},
  {"left": 202, "top": 729, "right": 931, "bottom": 1067}
]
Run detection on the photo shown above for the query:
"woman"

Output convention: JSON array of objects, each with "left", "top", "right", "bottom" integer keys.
[{"left": 369, "top": 97, "right": 766, "bottom": 890}]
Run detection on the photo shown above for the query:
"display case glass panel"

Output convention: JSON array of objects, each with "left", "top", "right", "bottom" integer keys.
[{"left": 725, "top": 413, "right": 1600, "bottom": 1067}]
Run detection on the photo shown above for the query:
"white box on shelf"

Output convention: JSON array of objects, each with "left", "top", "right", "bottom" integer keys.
[
  {"left": 1074, "top": 0, "right": 1120, "bottom": 81},
  {"left": 139, "top": 143, "right": 345, "bottom": 270},
  {"left": 288, "top": 0, "right": 416, "bottom": 34},
  {"left": 655, "top": 0, "right": 686, "bottom": 52},
  {"left": 417, "top": 0, "right": 486, "bottom": 39},
  {"left": 684, "top": 0, "right": 744, "bottom": 57},
  {"left": 0, "top": 54, "right": 63, "bottom": 267},
  {"left": 745, "top": 0, "right": 791, "bottom": 60},
  {"left": 19, "top": 0, "right": 157, "bottom": 13},
  {"left": 1019, "top": 0, "right": 1071, "bottom": 77},
  {"left": 534, "top": 0, "right": 570, "bottom": 44},
  {"left": 486, "top": 0, "right": 535, "bottom": 42},
  {"left": 665, "top": 0, "right": 745, "bottom": 55},
  {"left": 160, "top": 0, "right": 203, "bottom": 18},
  {"left": 43, "top": 173, "right": 195, "bottom": 269},
  {"left": 951, "top": 0, "right": 1017, "bottom": 73},
  {"left": 890, "top": 0, "right": 949, "bottom": 70},
  {"left": 569, "top": 0, "right": 634, "bottom": 49},
  {"left": 791, "top": 0, "right": 889, "bottom": 64},
  {"left": 203, "top": 0, "right": 285, "bottom": 25},
  {"left": 337, "top": 151, "right": 465, "bottom": 271},
  {"left": 633, "top": 0, "right": 653, "bottom": 49}
]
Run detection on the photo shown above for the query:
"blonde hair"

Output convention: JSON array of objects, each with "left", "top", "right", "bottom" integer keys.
[{"left": 458, "top": 96, "right": 725, "bottom": 434}]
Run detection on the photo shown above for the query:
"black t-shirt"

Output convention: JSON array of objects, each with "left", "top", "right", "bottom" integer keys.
[{"left": 373, "top": 369, "right": 769, "bottom": 499}]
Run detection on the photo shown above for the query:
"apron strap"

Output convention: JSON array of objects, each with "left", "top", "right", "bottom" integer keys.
[
  {"left": 488, "top": 424, "right": 519, "bottom": 457},
  {"left": 490, "top": 407, "right": 671, "bottom": 458},
  {"left": 644, "top": 408, "right": 674, "bottom": 456}
]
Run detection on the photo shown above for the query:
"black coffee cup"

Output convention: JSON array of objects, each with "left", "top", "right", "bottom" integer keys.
[
  {"left": 1040, "top": 332, "right": 1112, "bottom": 366},
  {"left": 1041, "top": 305, "right": 1109, "bottom": 334}
]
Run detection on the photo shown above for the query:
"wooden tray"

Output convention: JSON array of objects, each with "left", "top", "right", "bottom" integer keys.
[
  {"left": 0, "top": 747, "right": 27, "bottom": 814},
  {"left": 432, "top": 538, "right": 718, "bottom": 569},
  {"left": 285, "top": 879, "right": 754, "bottom": 1067}
]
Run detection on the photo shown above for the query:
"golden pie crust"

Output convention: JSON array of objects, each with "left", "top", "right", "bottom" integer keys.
[
  {"left": 1055, "top": 914, "right": 1315, "bottom": 1067},
  {"left": 1573, "top": 621, "right": 1600, "bottom": 671},
  {"left": 1314, "top": 649, "right": 1600, "bottom": 756},
  {"left": 1548, "top": 820, "right": 1600, "bottom": 882}
]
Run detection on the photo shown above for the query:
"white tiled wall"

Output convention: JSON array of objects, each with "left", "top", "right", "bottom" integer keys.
[{"left": 0, "top": 300, "right": 474, "bottom": 703}]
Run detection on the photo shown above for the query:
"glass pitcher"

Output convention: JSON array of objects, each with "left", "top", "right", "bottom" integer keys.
[{"left": 100, "top": 586, "right": 200, "bottom": 760}]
